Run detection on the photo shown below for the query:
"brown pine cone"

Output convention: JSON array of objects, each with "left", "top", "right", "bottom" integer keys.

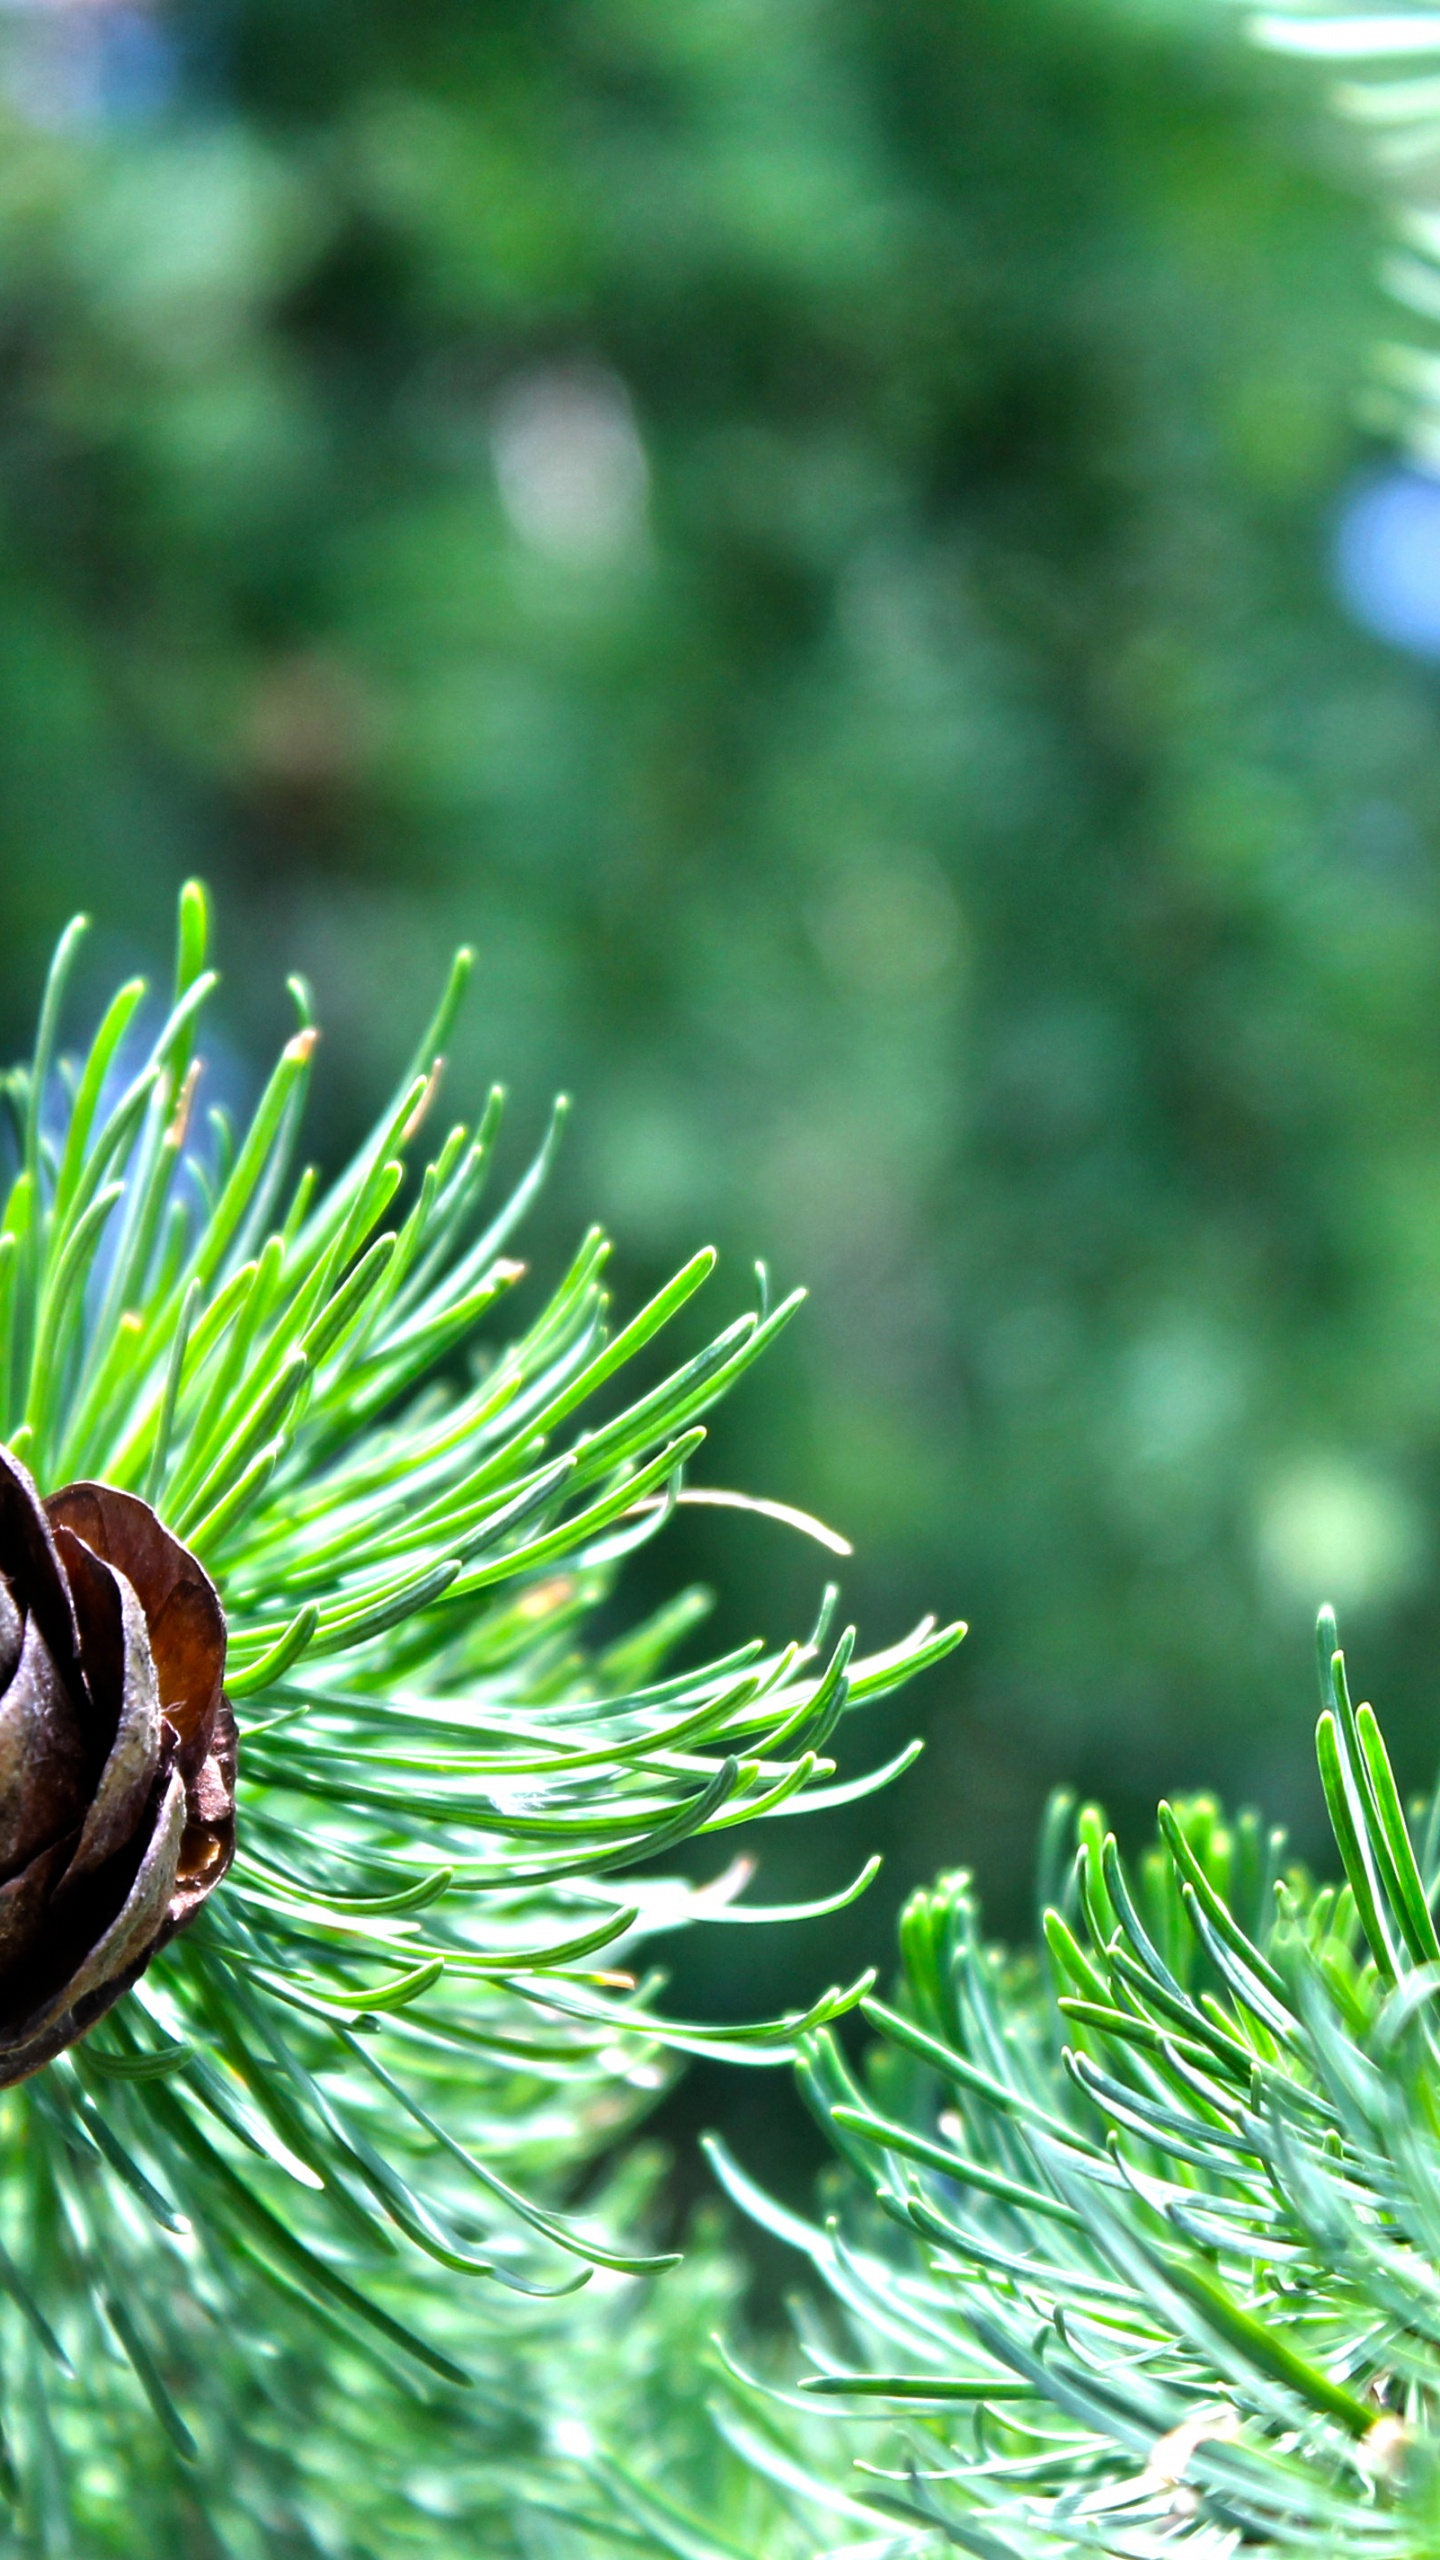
[{"left": 0, "top": 1448, "right": 235, "bottom": 2086}]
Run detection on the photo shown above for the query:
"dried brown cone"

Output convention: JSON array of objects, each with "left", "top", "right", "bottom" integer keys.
[{"left": 0, "top": 1447, "right": 235, "bottom": 2087}]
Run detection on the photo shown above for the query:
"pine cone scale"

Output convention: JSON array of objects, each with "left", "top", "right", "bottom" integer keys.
[
  {"left": 53, "top": 1537, "right": 162, "bottom": 1883},
  {"left": 0, "top": 1835, "right": 70, "bottom": 1971},
  {"left": 51, "top": 1768, "right": 188, "bottom": 2022},
  {"left": 0, "top": 1615, "right": 89, "bottom": 1871},
  {"left": 50, "top": 1482, "right": 225, "bottom": 1767},
  {"left": 0, "top": 1457, "right": 82, "bottom": 1685}
]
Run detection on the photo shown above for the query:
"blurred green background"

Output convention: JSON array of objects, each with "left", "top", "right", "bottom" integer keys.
[{"left": 1, "top": 0, "right": 1438, "bottom": 2206}]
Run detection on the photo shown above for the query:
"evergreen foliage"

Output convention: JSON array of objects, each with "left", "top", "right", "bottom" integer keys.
[
  {"left": 670, "top": 1614, "right": 1440, "bottom": 2557},
  {"left": 0, "top": 888, "right": 958, "bottom": 2551},
  {"left": 0, "top": 15, "right": 1436, "bottom": 2560}
]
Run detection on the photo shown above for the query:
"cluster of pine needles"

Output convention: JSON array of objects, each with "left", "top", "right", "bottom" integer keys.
[
  {"left": 8, "top": 886, "right": 1440, "bottom": 2560},
  {"left": 0, "top": 886, "right": 955, "bottom": 2553}
]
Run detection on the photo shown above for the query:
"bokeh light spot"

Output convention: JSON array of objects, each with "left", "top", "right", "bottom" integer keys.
[
  {"left": 1335, "top": 467, "right": 1440, "bottom": 660},
  {"left": 490, "top": 368, "right": 650, "bottom": 563},
  {"left": 1256, "top": 1458, "right": 1425, "bottom": 1613}
]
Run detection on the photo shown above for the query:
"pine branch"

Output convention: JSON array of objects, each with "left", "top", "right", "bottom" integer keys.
[
  {"left": 701, "top": 1609, "right": 1440, "bottom": 2556},
  {"left": 0, "top": 888, "right": 960, "bottom": 2546}
]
